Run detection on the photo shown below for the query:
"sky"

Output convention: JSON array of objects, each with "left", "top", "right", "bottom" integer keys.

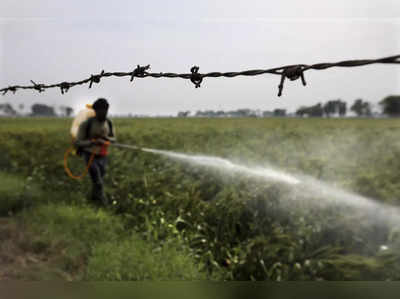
[{"left": 0, "top": 0, "right": 399, "bottom": 116}]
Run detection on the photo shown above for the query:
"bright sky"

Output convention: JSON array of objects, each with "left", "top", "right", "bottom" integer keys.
[{"left": 0, "top": 0, "right": 399, "bottom": 115}]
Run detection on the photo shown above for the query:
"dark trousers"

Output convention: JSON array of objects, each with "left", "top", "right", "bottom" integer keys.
[{"left": 83, "top": 152, "right": 108, "bottom": 204}]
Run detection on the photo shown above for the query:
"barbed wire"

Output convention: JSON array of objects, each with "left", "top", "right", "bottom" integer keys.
[{"left": 1, "top": 54, "right": 400, "bottom": 97}]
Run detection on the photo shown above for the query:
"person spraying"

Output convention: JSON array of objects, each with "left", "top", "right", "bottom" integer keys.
[{"left": 74, "top": 98, "right": 116, "bottom": 205}]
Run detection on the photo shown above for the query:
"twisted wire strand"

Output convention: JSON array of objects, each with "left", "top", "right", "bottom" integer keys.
[{"left": 1, "top": 54, "right": 399, "bottom": 97}]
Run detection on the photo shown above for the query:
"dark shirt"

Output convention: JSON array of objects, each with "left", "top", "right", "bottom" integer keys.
[{"left": 74, "top": 118, "right": 116, "bottom": 154}]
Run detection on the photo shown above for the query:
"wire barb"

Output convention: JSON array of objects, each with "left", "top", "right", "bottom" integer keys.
[
  {"left": 278, "top": 66, "right": 307, "bottom": 97},
  {"left": 30, "top": 80, "right": 45, "bottom": 93},
  {"left": 60, "top": 82, "right": 71, "bottom": 94},
  {"left": 190, "top": 66, "right": 203, "bottom": 88},
  {"left": 89, "top": 70, "right": 105, "bottom": 89},
  {"left": 2, "top": 86, "right": 17, "bottom": 95},
  {"left": 130, "top": 65, "right": 151, "bottom": 82}
]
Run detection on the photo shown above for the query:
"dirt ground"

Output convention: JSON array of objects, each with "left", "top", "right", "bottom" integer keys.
[{"left": 0, "top": 217, "right": 70, "bottom": 280}]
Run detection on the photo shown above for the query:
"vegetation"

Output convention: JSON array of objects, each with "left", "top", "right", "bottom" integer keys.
[{"left": 1, "top": 117, "right": 400, "bottom": 280}]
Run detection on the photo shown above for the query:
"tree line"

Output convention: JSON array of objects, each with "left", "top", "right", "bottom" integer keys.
[
  {"left": 2, "top": 95, "right": 400, "bottom": 118},
  {"left": 0, "top": 103, "right": 74, "bottom": 117},
  {"left": 178, "top": 96, "right": 400, "bottom": 118}
]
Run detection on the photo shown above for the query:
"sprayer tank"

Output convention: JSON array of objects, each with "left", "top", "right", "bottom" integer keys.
[{"left": 70, "top": 105, "right": 96, "bottom": 139}]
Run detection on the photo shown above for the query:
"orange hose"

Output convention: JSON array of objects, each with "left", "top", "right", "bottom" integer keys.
[{"left": 64, "top": 146, "right": 96, "bottom": 180}]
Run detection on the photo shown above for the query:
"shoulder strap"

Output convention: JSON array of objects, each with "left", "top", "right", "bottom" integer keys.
[{"left": 86, "top": 117, "right": 96, "bottom": 139}]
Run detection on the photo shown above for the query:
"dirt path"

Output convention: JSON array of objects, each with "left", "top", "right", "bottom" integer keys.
[{"left": 0, "top": 217, "right": 69, "bottom": 280}]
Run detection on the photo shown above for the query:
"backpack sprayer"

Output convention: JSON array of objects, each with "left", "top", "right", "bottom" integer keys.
[{"left": 63, "top": 104, "right": 142, "bottom": 180}]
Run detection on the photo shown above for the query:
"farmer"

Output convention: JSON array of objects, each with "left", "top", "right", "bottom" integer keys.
[{"left": 74, "top": 98, "right": 116, "bottom": 205}]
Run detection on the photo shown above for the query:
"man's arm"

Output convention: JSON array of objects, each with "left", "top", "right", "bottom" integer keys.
[
  {"left": 74, "top": 121, "right": 92, "bottom": 147},
  {"left": 106, "top": 119, "right": 116, "bottom": 143}
]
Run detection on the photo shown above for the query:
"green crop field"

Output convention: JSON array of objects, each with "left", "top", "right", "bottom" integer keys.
[{"left": 1, "top": 117, "right": 400, "bottom": 280}]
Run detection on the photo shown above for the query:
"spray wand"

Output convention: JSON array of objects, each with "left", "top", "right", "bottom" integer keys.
[{"left": 111, "top": 142, "right": 142, "bottom": 151}]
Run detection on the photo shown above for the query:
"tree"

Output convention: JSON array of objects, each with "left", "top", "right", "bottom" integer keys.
[
  {"left": 0, "top": 103, "right": 17, "bottom": 116},
  {"left": 216, "top": 110, "right": 225, "bottom": 117},
  {"left": 339, "top": 101, "right": 347, "bottom": 117},
  {"left": 237, "top": 109, "right": 252, "bottom": 117},
  {"left": 323, "top": 99, "right": 346, "bottom": 117},
  {"left": 31, "top": 103, "right": 57, "bottom": 117},
  {"left": 296, "top": 103, "right": 323, "bottom": 117},
  {"left": 273, "top": 109, "right": 286, "bottom": 117},
  {"left": 350, "top": 99, "right": 363, "bottom": 116},
  {"left": 60, "top": 105, "right": 74, "bottom": 117},
  {"left": 323, "top": 101, "right": 336, "bottom": 117},
  {"left": 296, "top": 106, "right": 307, "bottom": 117},
  {"left": 350, "top": 99, "right": 371, "bottom": 117},
  {"left": 310, "top": 103, "right": 323, "bottom": 117},
  {"left": 379, "top": 95, "right": 400, "bottom": 116},
  {"left": 177, "top": 111, "right": 191, "bottom": 117},
  {"left": 66, "top": 107, "right": 73, "bottom": 117}
]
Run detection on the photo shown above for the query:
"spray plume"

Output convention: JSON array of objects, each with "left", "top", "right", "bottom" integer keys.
[{"left": 114, "top": 143, "right": 400, "bottom": 230}]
